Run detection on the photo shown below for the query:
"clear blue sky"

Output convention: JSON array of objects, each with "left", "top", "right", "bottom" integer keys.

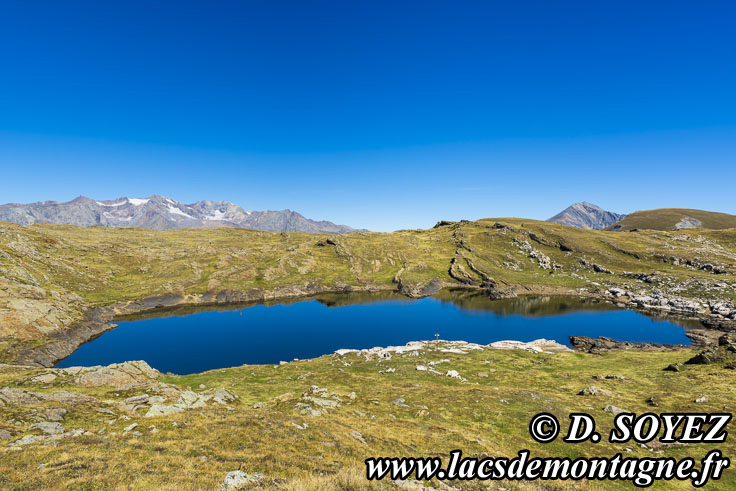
[{"left": 1, "top": 1, "right": 734, "bottom": 231}]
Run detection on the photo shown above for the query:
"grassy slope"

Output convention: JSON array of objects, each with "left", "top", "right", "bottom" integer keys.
[
  {"left": 2, "top": 219, "right": 736, "bottom": 362},
  {"left": 1, "top": 345, "right": 736, "bottom": 489},
  {"left": 606, "top": 209, "right": 736, "bottom": 232},
  {"left": 2, "top": 220, "right": 736, "bottom": 488}
]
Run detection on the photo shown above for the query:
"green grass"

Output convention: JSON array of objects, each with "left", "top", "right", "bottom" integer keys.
[
  {"left": 2, "top": 218, "right": 736, "bottom": 488},
  {"left": 606, "top": 208, "right": 736, "bottom": 232},
  {"left": 1, "top": 344, "right": 736, "bottom": 489}
]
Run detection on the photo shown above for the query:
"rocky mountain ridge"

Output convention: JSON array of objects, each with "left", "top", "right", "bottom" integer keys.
[
  {"left": 547, "top": 202, "right": 627, "bottom": 229},
  {"left": 0, "top": 195, "right": 361, "bottom": 233}
]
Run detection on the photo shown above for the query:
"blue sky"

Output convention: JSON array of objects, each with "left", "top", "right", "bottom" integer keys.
[{"left": 1, "top": 1, "right": 734, "bottom": 231}]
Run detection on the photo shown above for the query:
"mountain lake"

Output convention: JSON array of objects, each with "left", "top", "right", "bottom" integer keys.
[{"left": 55, "top": 290, "right": 696, "bottom": 374}]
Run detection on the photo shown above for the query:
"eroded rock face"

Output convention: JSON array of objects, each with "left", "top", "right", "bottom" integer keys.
[
  {"left": 0, "top": 280, "right": 85, "bottom": 343},
  {"left": 396, "top": 279, "right": 445, "bottom": 298},
  {"left": 569, "top": 336, "right": 682, "bottom": 353},
  {"left": 144, "top": 388, "right": 238, "bottom": 418},
  {"left": 629, "top": 294, "right": 705, "bottom": 315},
  {"left": 0, "top": 388, "right": 97, "bottom": 406},
  {"left": 66, "top": 360, "right": 160, "bottom": 387},
  {"left": 29, "top": 422, "right": 64, "bottom": 435}
]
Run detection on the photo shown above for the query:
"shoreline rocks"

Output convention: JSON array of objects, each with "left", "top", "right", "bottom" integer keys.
[{"left": 569, "top": 336, "right": 684, "bottom": 353}]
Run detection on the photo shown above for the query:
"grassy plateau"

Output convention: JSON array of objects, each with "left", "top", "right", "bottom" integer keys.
[{"left": 1, "top": 218, "right": 736, "bottom": 489}]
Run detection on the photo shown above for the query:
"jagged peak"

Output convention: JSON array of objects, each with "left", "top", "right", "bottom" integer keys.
[{"left": 547, "top": 202, "right": 626, "bottom": 230}]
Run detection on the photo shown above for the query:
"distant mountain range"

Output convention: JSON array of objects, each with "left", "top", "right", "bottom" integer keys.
[
  {"left": 547, "top": 202, "right": 626, "bottom": 230},
  {"left": 0, "top": 195, "right": 362, "bottom": 233}
]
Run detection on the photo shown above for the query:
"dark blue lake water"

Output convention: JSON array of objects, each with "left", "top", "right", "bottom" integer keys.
[{"left": 55, "top": 292, "right": 695, "bottom": 374}]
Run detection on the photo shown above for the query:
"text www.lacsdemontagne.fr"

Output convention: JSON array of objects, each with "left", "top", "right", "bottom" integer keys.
[{"left": 365, "top": 449, "right": 729, "bottom": 487}]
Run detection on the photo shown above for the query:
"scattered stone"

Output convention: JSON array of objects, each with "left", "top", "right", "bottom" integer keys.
[
  {"left": 604, "top": 405, "right": 626, "bottom": 415},
  {"left": 29, "top": 422, "right": 64, "bottom": 435},
  {"left": 416, "top": 365, "right": 427, "bottom": 371},
  {"left": 477, "top": 372, "right": 489, "bottom": 378},
  {"left": 489, "top": 339, "right": 570, "bottom": 353},
  {"left": 31, "top": 373, "right": 58, "bottom": 384},
  {"left": 297, "top": 372, "right": 313, "bottom": 380},
  {"left": 211, "top": 388, "right": 238, "bottom": 405},
  {"left": 664, "top": 363, "right": 682, "bottom": 372},
  {"left": 8, "top": 423, "right": 85, "bottom": 448},
  {"left": 123, "top": 423, "right": 138, "bottom": 432},
  {"left": 445, "top": 370, "right": 466, "bottom": 382},
  {"left": 0, "top": 429, "right": 13, "bottom": 440},
  {"left": 607, "top": 288, "right": 628, "bottom": 298},
  {"left": 392, "top": 398, "right": 410, "bottom": 408},
  {"left": 294, "top": 403, "right": 321, "bottom": 417},
  {"left": 719, "top": 333, "right": 736, "bottom": 348},
  {"left": 145, "top": 403, "right": 185, "bottom": 418},
  {"left": 578, "top": 386, "right": 613, "bottom": 397},
  {"left": 0, "top": 388, "right": 97, "bottom": 406},
  {"left": 221, "top": 470, "right": 263, "bottom": 490},
  {"left": 593, "top": 264, "right": 614, "bottom": 274},
  {"left": 124, "top": 395, "right": 150, "bottom": 405},
  {"left": 686, "top": 348, "right": 723, "bottom": 365},
  {"left": 350, "top": 430, "right": 367, "bottom": 444},
  {"left": 695, "top": 395, "right": 709, "bottom": 404},
  {"left": 142, "top": 388, "right": 238, "bottom": 417},
  {"left": 42, "top": 408, "right": 67, "bottom": 421},
  {"left": 647, "top": 396, "right": 659, "bottom": 407}
]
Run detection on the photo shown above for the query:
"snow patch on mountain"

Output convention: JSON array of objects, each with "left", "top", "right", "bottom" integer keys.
[
  {"left": 166, "top": 204, "right": 195, "bottom": 219},
  {"left": 0, "top": 195, "right": 362, "bottom": 233},
  {"left": 205, "top": 209, "right": 227, "bottom": 221}
]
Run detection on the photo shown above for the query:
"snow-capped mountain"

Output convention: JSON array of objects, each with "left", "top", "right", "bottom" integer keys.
[
  {"left": 0, "top": 195, "right": 361, "bottom": 233},
  {"left": 546, "top": 202, "right": 626, "bottom": 230}
]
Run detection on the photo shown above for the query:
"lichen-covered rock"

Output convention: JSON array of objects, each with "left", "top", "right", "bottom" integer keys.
[
  {"left": 68, "top": 360, "right": 160, "bottom": 387},
  {"left": 142, "top": 388, "right": 238, "bottom": 417},
  {"left": 221, "top": 470, "right": 263, "bottom": 490},
  {"left": 145, "top": 403, "right": 185, "bottom": 418},
  {"left": 0, "top": 388, "right": 97, "bottom": 406},
  {"left": 43, "top": 408, "right": 67, "bottom": 421},
  {"left": 29, "top": 422, "right": 64, "bottom": 435},
  {"left": 578, "top": 386, "right": 613, "bottom": 397}
]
